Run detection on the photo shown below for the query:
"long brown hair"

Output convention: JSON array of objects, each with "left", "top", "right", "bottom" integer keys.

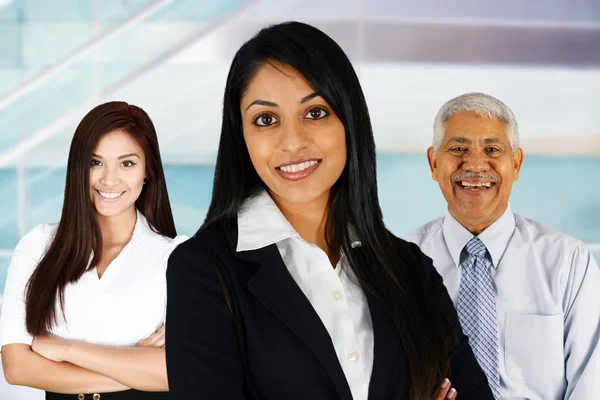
[{"left": 25, "top": 101, "right": 176, "bottom": 335}]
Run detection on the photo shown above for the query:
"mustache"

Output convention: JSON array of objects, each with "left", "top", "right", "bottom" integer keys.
[{"left": 452, "top": 171, "right": 498, "bottom": 182}]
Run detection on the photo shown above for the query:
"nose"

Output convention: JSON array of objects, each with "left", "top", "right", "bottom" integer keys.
[
  {"left": 276, "top": 119, "right": 309, "bottom": 154},
  {"left": 461, "top": 148, "right": 489, "bottom": 173},
  {"left": 100, "top": 165, "right": 121, "bottom": 187}
]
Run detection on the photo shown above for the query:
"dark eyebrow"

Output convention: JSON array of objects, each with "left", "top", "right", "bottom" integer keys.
[
  {"left": 91, "top": 153, "right": 140, "bottom": 160},
  {"left": 245, "top": 100, "right": 278, "bottom": 112},
  {"left": 300, "top": 92, "right": 319, "bottom": 104},
  {"left": 244, "top": 92, "right": 321, "bottom": 112},
  {"left": 118, "top": 153, "right": 140, "bottom": 160}
]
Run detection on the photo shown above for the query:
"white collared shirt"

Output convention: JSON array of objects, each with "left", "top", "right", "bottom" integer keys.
[
  {"left": 237, "top": 190, "right": 373, "bottom": 400},
  {"left": 0, "top": 210, "right": 187, "bottom": 348},
  {"left": 404, "top": 207, "right": 600, "bottom": 400}
]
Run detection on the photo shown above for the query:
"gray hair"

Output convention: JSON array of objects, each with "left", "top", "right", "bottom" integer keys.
[{"left": 432, "top": 92, "right": 519, "bottom": 154}]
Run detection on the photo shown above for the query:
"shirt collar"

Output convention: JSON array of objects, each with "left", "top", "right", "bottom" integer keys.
[
  {"left": 478, "top": 206, "right": 516, "bottom": 268},
  {"left": 236, "top": 189, "right": 362, "bottom": 252},
  {"left": 237, "top": 190, "right": 301, "bottom": 252},
  {"left": 442, "top": 205, "right": 516, "bottom": 269}
]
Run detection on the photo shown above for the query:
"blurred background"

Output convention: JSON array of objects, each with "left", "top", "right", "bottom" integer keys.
[{"left": 0, "top": 0, "right": 599, "bottom": 397}]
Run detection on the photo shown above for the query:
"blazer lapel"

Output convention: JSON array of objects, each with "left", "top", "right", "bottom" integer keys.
[{"left": 228, "top": 229, "right": 353, "bottom": 400}]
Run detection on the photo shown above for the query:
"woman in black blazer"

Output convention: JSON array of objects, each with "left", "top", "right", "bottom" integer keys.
[{"left": 165, "top": 21, "right": 493, "bottom": 400}]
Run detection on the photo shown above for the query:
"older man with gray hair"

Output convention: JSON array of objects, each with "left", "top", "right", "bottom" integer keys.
[{"left": 405, "top": 93, "right": 600, "bottom": 399}]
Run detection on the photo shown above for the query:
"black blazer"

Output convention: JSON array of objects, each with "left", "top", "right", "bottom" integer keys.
[{"left": 165, "top": 223, "right": 493, "bottom": 400}]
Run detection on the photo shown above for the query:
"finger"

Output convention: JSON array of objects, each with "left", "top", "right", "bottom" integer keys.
[
  {"left": 151, "top": 331, "right": 165, "bottom": 347},
  {"left": 140, "top": 332, "right": 164, "bottom": 347},
  {"left": 152, "top": 331, "right": 165, "bottom": 347},
  {"left": 156, "top": 329, "right": 165, "bottom": 344},
  {"left": 137, "top": 334, "right": 157, "bottom": 347},
  {"left": 136, "top": 325, "right": 167, "bottom": 347},
  {"left": 445, "top": 388, "right": 457, "bottom": 399},
  {"left": 150, "top": 329, "right": 165, "bottom": 344},
  {"left": 154, "top": 327, "right": 165, "bottom": 341},
  {"left": 432, "top": 378, "right": 450, "bottom": 400}
]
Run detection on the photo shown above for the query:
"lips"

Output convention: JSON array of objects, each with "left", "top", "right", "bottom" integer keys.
[
  {"left": 278, "top": 160, "right": 318, "bottom": 173},
  {"left": 276, "top": 158, "right": 321, "bottom": 181},
  {"left": 454, "top": 179, "right": 497, "bottom": 195},
  {"left": 96, "top": 190, "right": 125, "bottom": 200},
  {"left": 459, "top": 181, "right": 494, "bottom": 190}
]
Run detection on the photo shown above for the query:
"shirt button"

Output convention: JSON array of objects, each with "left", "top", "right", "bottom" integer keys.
[
  {"left": 78, "top": 395, "right": 85, "bottom": 400},
  {"left": 333, "top": 290, "right": 343, "bottom": 300},
  {"left": 93, "top": 394, "right": 101, "bottom": 400},
  {"left": 347, "top": 350, "right": 359, "bottom": 362}
]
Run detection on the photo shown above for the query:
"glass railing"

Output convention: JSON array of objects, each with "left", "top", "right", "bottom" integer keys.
[
  {"left": 0, "top": 0, "right": 248, "bottom": 158},
  {"left": 0, "top": 0, "right": 158, "bottom": 87}
]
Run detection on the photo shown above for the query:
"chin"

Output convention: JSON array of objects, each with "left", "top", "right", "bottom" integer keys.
[
  {"left": 280, "top": 188, "right": 329, "bottom": 205},
  {"left": 94, "top": 204, "right": 135, "bottom": 219},
  {"left": 95, "top": 209, "right": 125, "bottom": 218}
]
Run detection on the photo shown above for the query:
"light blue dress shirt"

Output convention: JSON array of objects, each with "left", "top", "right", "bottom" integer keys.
[{"left": 404, "top": 207, "right": 600, "bottom": 400}]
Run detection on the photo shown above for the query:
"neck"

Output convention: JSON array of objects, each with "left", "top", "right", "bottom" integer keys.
[
  {"left": 462, "top": 223, "right": 488, "bottom": 236},
  {"left": 270, "top": 191, "right": 338, "bottom": 266},
  {"left": 452, "top": 205, "right": 508, "bottom": 235},
  {"left": 97, "top": 207, "right": 137, "bottom": 246}
]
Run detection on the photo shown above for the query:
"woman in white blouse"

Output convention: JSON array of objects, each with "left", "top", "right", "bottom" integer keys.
[{"left": 0, "top": 101, "right": 186, "bottom": 399}]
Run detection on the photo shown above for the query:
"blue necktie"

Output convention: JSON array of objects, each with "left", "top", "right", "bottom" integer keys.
[{"left": 456, "top": 237, "right": 500, "bottom": 399}]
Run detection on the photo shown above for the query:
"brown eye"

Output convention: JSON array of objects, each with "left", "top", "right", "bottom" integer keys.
[
  {"left": 305, "top": 108, "right": 328, "bottom": 120},
  {"left": 254, "top": 113, "right": 278, "bottom": 127},
  {"left": 91, "top": 159, "right": 102, "bottom": 167}
]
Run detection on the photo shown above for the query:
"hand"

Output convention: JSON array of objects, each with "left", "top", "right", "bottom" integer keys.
[
  {"left": 31, "top": 333, "right": 72, "bottom": 362},
  {"left": 433, "top": 378, "right": 457, "bottom": 399},
  {"left": 136, "top": 324, "right": 165, "bottom": 348}
]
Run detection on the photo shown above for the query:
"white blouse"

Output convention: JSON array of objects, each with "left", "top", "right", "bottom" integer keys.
[
  {"left": 237, "top": 191, "right": 374, "bottom": 400},
  {"left": 0, "top": 210, "right": 187, "bottom": 348}
]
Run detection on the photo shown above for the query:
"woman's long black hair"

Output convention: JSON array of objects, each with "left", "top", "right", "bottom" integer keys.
[{"left": 201, "top": 21, "right": 455, "bottom": 399}]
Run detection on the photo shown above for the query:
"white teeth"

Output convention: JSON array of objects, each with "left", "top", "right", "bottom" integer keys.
[
  {"left": 461, "top": 181, "right": 492, "bottom": 188},
  {"left": 280, "top": 160, "right": 318, "bottom": 173},
  {"left": 99, "top": 191, "right": 124, "bottom": 199}
]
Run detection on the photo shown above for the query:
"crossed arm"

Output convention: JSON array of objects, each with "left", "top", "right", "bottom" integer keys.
[{"left": 1, "top": 326, "right": 167, "bottom": 394}]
